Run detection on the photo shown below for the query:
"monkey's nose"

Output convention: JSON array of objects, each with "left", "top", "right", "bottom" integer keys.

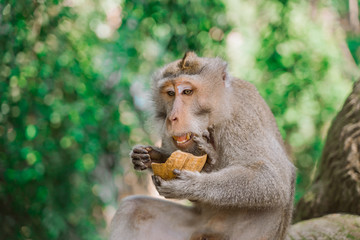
[
  {"left": 168, "top": 113, "right": 178, "bottom": 122},
  {"left": 169, "top": 116, "right": 178, "bottom": 122}
]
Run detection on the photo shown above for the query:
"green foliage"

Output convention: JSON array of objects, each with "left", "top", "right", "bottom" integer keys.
[
  {"left": 0, "top": 0, "right": 231, "bottom": 239},
  {"left": 114, "top": 0, "right": 230, "bottom": 88},
  {"left": 224, "top": 0, "right": 356, "bottom": 201},
  {"left": 0, "top": 0, "right": 134, "bottom": 239}
]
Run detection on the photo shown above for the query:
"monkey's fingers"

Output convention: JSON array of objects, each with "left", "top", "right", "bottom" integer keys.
[
  {"left": 134, "top": 164, "right": 147, "bottom": 171},
  {"left": 208, "top": 124, "right": 215, "bottom": 133},
  {"left": 133, "top": 160, "right": 148, "bottom": 169},
  {"left": 193, "top": 135, "right": 207, "bottom": 149},
  {"left": 147, "top": 149, "right": 165, "bottom": 162},
  {"left": 174, "top": 169, "right": 200, "bottom": 181},
  {"left": 132, "top": 157, "right": 151, "bottom": 170},
  {"left": 208, "top": 125, "right": 215, "bottom": 138},
  {"left": 130, "top": 152, "right": 151, "bottom": 161},
  {"left": 173, "top": 169, "right": 181, "bottom": 176},
  {"left": 132, "top": 146, "right": 149, "bottom": 154},
  {"left": 151, "top": 175, "right": 162, "bottom": 186},
  {"left": 202, "top": 130, "right": 211, "bottom": 143}
]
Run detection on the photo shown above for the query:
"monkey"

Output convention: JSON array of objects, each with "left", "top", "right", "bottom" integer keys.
[{"left": 110, "top": 52, "right": 295, "bottom": 240}]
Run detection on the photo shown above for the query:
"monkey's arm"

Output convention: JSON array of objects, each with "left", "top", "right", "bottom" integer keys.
[
  {"left": 154, "top": 162, "right": 294, "bottom": 209},
  {"left": 130, "top": 145, "right": 170, "bottom": 170}
]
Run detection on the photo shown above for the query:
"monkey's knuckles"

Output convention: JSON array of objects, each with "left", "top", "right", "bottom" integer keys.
[
  {"left": 131, "top": 145, "right": 149, "bottom": 153},
  {"left": 131, "top": 153, "right": 150, "bottom": 161},
  {"left": 193, "top": 135, "right": 207, "bottom": 147},
  {"left": 130, "top": 145, "right": 152, "bottom": 170},
  {"left": 154, "top": 170, "right": 199, "bottom": 199},
  {"left": 174, "top": 169, "right": 199, "bottom": 180},
  {"left": 201, "top": 129, "right": 211, "bottom": 141},
  {"left": 154, "top": 179, "right": 176, "bottom": 198},
  {"left": 201, "top": 125, "right": 215, "bottom": 141},
  {"left": 131, "top": 156, "right": 150, "bottom": 170},
  {"left": 193, "top": 136, "right": 213, "bottom": 154},
  {"left": 208, "top": 124, "right": 215, "bottom": 132},
  {"left": 155, "top": 181, "right": 185, "bottom": 199}
]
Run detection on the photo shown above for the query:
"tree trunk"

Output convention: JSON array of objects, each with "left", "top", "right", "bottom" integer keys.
[
  {"left": 294, "top": 79, "right": 360, "bottom": 222},
  {"left": 287, "top": 214, "right": 360, "bottom": 240}
]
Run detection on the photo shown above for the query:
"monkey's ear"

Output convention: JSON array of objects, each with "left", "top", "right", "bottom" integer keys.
[
  {"left": 213, "top": 57, "right": 229, "bottom": 83},
  {"left": 221, "top": 62, "right": 228, "bottom": 82},
  {"left": 222, "top": 71, "right": 227, "bottom": 82}
]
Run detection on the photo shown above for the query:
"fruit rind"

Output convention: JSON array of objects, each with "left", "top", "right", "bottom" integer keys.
[{"left": 152, "top": 150, "right": 207, "bottom": 180}]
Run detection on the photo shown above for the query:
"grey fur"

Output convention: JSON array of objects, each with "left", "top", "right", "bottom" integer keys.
[{"left": 110, "top": 53, "right": 295, "bottom": 240}]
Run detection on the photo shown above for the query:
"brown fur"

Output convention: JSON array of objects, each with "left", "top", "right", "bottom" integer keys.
[
  {"left": 162, "top": 51, "right": 205, "bottom": 78},
  {"left": 110, "top": 53, "right": 295, "bottom": 240}
]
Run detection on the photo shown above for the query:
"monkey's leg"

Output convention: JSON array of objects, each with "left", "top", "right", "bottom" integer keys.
[{"left": 109, "top": 195, "right": 200, "bottom": 240}]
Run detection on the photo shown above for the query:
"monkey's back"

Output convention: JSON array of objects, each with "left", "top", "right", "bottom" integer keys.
[{"left": 229, "top": 77, "right": 288, "bottom": 154}]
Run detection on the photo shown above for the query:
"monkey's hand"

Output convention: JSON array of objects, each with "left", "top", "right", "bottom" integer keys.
[
  {"left": 152, "top": 170, "right": 201, "bottom": 200},
  {"left": 130, "top": 145, "right": 169, "bottom": 171},
  {"left": 194, "top": 126, "right": 218, "bottom": 165}
]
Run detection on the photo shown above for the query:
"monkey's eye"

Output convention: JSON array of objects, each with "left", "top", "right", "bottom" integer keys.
[
  {"left": 167, "top": 91, "right": 175, "bottom": 96},
  {"left": 183, "top": 89, "right": 193, "bottom": 95}
]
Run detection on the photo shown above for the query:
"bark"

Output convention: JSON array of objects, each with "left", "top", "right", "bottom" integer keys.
[
  {"left": 349, "top": 0, "right": 360, "bottom": 33},
  {"left": 287, "top": 214, "right": 360, "bottom": 240},
  {"left": 294, "top": 79, "right": 360, "bottom": 222}
]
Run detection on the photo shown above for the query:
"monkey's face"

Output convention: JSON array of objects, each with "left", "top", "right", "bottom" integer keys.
[
  {"left": 153, "top": 52, "right": 228, "bottom": 153},
  {"left": 158, "top": 76, "right": 213, "bottom": 152}
]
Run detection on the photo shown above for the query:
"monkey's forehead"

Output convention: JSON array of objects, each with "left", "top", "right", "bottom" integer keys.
[
  {"left": 156, "top": 75, "right": 200, "bottom": 89},
  {"left": 159, "top": 59, "right": 205, "bottom": 79},
  {"left": 153, "top": 52, "right": 226, "bottom": 84},
  {"left": 156, "top": 51, "right": 211, "bottom": 79}
]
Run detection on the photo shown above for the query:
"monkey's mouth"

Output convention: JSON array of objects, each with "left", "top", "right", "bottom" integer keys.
[{"left": 172, "top": 133, "right": 193, "bottom": 146}]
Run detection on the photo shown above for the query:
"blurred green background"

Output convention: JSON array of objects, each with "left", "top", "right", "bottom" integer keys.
[{"left": 1, "top": 0, "right": 359, "bottom": 239}]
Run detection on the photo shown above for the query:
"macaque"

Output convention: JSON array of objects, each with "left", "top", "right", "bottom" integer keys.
[{"left": 110, "top": 52, "right": 295, "bottom": 240}]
